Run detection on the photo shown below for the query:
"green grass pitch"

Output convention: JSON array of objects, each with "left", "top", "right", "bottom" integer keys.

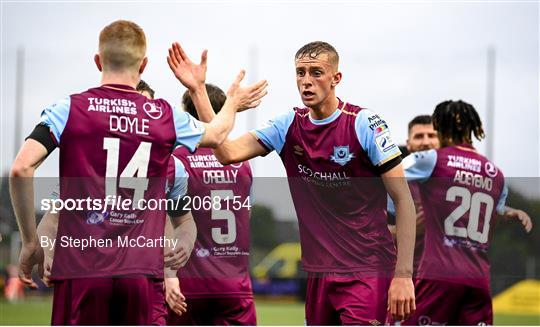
[{"left": 1, "top": 297, "right": 538, "bottom": 325}]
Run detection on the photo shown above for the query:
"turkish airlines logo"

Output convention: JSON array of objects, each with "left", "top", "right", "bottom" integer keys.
[
  {"left": 143, "top": 102, "right": 163, "bottom": 120},
  {"left": 484, "top": 162, "right": 498, "bottom": 178}
]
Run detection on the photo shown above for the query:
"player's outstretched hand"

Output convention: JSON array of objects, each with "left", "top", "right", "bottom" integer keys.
[
  {"left": 388, "top": 277, "right": 415, "bottom": 322},
  {"left": 167, "top": 42, "right": 207, "bottom": 91},
  {"left": 18, "top": 242, "right": 44, "bottom": 289},
  {"left": 504, "top": 207, "right": 533, "bottom": 233},
  {"left": 226, "top": 70, "right": 268, "bottom": 112},
  {"left": 164, "top": 243, "right": 191, "bottom": 270},
  {"left": 165, "top": 277, "right": 188, "bottom": 316}
]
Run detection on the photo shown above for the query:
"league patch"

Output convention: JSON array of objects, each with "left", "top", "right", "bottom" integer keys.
[
  {"left": 375, "top": 132, "right": 396, "bottom": 153},
  {"left": 330, "top": 145, "right": 355, "bottom": 166}
]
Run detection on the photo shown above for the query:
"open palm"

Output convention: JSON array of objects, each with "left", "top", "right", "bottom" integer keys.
[{"left": 167, "top": 42, "right": 207, "bottom": 90}]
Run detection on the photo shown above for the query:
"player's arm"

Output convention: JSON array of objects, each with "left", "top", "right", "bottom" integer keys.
[
  {"left": 355, "top": 110, "right": 417, "bottom": 321},
  {"left": 167, "top": 42, "right": 267, "bottom": 148},
  {"left": 10, "top": 139, "right": 49, "bottom": 288},
  {"left": 501, "top": 206, "right": 533, "bottom": 233},
  {"left": 164, "top": 212, "right": 197, "bottom": 271},
  {"left": 493, "top": 182, "right": 533, "bottom": 233},
  {"left": 36, "top": 209, "right": 59, "bottom": 287},
  {"left": 382, "top": 164, "right": 417, "bottom": 322},
  {"left": 387, "top": 191, "right": 425, "bottom": 240},
  {"left": 163, "top": 213, "right": 192, "bottom": 316},
  {"left": 197, "top": 74, "right": 266, "bottom": 148},
  {"left": 12, "top": 97, "right": 69, "bottom": 288}
]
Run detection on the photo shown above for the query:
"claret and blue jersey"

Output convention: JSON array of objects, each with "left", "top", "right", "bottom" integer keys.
[
  {"left": 395, "top": 144, "right": 507, "bottom": 288},
  {"left": 38, "top": 84, "right": 204, "bottom": 279},
  {"left": 253, "top": 99, "right": 402, "bottom": 274}
]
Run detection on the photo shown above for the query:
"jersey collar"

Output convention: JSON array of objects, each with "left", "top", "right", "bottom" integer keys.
[
  {"left": 308, "top": 99, "right": 346, "bottom": 125},
  {"left": 455, "top": 143, "right": 477, "bottom": 153},
  {"left": 101, "top": 84, "right": 139, "bottom": 93}
]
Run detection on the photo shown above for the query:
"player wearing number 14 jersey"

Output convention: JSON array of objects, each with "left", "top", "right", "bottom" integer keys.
[
  {"left": 9, "top": 21, "right": 267, "bottom": 325},
  {"left": 400, "top": 100, "right": 510, "bottom": 325},
  {"left": 166, "top": 84, "right": 256, "bottom": 325}
]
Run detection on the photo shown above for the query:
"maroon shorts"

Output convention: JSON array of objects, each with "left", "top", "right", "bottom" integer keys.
[
  {"left": 305, "top": 272, "right": 391, "bottom": 325},
  {"left": 399, "top": 279, "right": 492, "bottom": 325},
  {"left": 150, "top": 279, "right": 167, "bottom": 326},
  {"left": 167, "top": 297, "right": 256, "bottom": 325},
  {"left": 51, "top": 277, "right": 154, "bottom": 325}
]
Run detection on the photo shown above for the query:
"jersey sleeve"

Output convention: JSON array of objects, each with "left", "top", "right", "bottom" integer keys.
[
  {"left": 496, "top": 180, "right": 509, "bottom": 215},
  {"left": 172, "top": 106, "right": 206, "bottom": 153},
  {"left": 39, "top": 96, "right": 71, "bottom": 144},
  {"left": 402, "top": 150, "right": 438, "bottom": 182},
  {"left": 355, "top": 110, "right": 401, "bottom": 170},
  {"left": 252, "top": 111, "right": 295, "bottom": 154},
  {"left": 167, "top": 156, "right": 189, "bottom": 201}
]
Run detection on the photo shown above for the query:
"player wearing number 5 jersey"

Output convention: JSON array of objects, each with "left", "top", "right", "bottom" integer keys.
[
  {"left": 166, "top": 84, "right": 256, "bottom": 325},
  {"left": 9, "top": 20, "right": 267, "bottom": 325},
  {"left": 400, "top": 100, "right": 520, "bottom": 325}
]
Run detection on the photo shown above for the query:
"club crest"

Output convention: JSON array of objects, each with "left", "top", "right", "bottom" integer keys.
[{"left": 330, "top": 145, "right": 354, "bottom": 166}]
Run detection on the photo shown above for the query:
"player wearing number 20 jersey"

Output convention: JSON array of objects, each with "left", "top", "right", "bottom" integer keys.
[
  {"left": 400, "top": 100, "right": 508, "bottom": 326},
  {"left": 166, "top": 84, "right": 256, "bottom": 325}
]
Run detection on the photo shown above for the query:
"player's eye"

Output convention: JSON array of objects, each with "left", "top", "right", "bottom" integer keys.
[
  {"left": 296, "top": 70, "right": 305, "bottom": 77},
  {"left": 313, "top": 70, "right": 322, "bottom": 77}
]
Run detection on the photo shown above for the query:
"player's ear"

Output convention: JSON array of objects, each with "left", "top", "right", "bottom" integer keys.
[
  {"left": 94, "top": 54, "right": 103, "bottom": 72},
  {"left": 331, "top": 72, "right": 342, "bottom": 87},
  {"left": 139, "top": 57, "right": 148, "bottom": 74}
]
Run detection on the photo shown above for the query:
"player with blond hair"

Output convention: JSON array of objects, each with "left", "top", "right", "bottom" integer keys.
[{"left": 10, "top": 20, "right": 266, "bottom": 324}]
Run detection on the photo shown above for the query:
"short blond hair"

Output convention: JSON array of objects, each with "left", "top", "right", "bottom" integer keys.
[{"left": 99, "top": 20, "right": 146, "bottom": 72}]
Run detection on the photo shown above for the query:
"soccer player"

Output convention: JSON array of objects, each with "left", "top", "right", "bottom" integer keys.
[
  {"left": 9, "top": 20, "right": 266, "bottom": 324},
  {"left": 167, "top": 41, "right": 417, "bottom": 324},
  {"left": 135, "top": 79, "right": 193, "bottom": 324},
  {"left": 388, "top": 115, "right": 533, "bottom": 273},
  {"left": 387, "top": 115, "right": 440, "bottom": 272},
  {"left": 165, "top": 84, "right": 256, "bottom": 325},
  {"left": 397, "top": 101, "right": 532, "bottom": 325},
  {"left": 36, "top": 148, "right": 193, "bottom": 324}
]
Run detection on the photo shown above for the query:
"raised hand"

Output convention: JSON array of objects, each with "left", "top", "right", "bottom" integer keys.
[
  {"left": 167, "top": 42, "right": 208, "bottom": 91},
  {"left": 226, "top": 70, "right": 268, "bottom": 112}
]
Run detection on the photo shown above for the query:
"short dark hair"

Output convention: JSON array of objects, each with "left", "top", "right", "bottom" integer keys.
[
  {"left": 136, "top": 79, "right": 155, "bottom": 99},
  {"left": 295, "top": 41, "right": 339, "bottom": 68},
  {"left": 182, "top": 84, "right": 226, "bottom": 119},
  {"left": 432, "top": 100, "right": 485, "bottom": 145},
  {"left": 407, "top": 115, "right": 433, "bottom": 134}
]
